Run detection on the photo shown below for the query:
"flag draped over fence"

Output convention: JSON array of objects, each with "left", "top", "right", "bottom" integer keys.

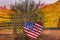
[{"left": 24, "top": 21, "right": 43, "bottom": 40}]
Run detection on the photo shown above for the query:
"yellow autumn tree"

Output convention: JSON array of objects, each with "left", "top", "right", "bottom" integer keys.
[
  {"left": 0, "top": 8, "right": 11, "bottom": 26},
  {"left": 42, "top": 1, "right": 60, "bottom": 28}
]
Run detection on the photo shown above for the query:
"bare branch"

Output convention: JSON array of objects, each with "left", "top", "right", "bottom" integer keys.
[
  {"left": 33, "top": 0, "right": 41, "bottom": 12},
  {"left": 29, "top": 0, "right": 35, "bottom": 11}
]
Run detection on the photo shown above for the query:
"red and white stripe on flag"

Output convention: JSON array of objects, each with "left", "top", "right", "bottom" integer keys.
[{"left": 24, "top": 22, "right": 43, "bottom": 40}]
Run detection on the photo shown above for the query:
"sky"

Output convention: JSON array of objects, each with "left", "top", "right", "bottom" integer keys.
[{"left": 0, "top": 0, "right": 58, "bottom": 8}]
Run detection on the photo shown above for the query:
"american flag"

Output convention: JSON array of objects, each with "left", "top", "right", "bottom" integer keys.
[{"left": 24, "top": 21, "right": 43, "bottom": 40}]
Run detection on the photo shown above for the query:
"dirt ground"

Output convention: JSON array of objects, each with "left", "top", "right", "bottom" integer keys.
[
  {"left": 40, "top": 30, "right": 60, "bottom": 40},
  {"left": 0, "top": 30, "right": 60, "bottom": 40}
]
